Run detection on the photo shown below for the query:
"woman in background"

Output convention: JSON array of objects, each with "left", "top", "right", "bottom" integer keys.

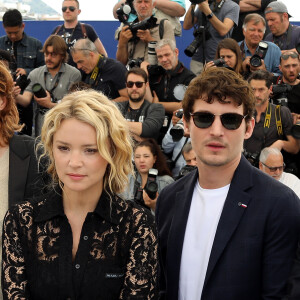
[
  {"left": 2, "top": 90, "right": 157, "bottom": 299},
  {"left": 205, "top": 38, "right": 243, "bottom": 75},
  {"left": 123, "top": 138, "right": 174, "bottom": 212}
]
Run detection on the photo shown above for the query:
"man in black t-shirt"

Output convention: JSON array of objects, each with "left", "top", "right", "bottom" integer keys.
[{"left": 52, "top": 0, "right": 107, "bottom": 67}]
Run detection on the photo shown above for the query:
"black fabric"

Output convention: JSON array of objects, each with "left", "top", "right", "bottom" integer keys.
[
  {"left": 2, "top": 188, "right": 158, "bottom": 299},
  {"left": 85, "top": 56, "right": 127, "bottom": 100}
]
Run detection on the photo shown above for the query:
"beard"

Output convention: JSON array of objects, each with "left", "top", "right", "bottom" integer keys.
[{"left": 129, "top": 91, "right": 146, "bottom": 103}]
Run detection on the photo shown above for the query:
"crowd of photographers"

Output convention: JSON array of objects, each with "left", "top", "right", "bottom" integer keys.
[{"left": 1, "top": 0, "right": 300, "bottom": 210}]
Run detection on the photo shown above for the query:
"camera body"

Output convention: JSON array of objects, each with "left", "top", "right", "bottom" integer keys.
[
  {"left": 116, "top": 0, "right": 136, "bottom": 23},
  {"left": 291, "top": 122, "right": 300, "bottom": 139},
  {"left": 170, "top": 109, "right": 185, "bottom": 141},
  {"left": 127, "top": 16, "right": 157, "bottom": 37},
  {"left": 127, "top": 57, "right": 144, "bottom": 69},
  {"left": 250, "top": 41, "right": 268, "bottom": 67},
  {"left": 243, "top": 150, "right": 260, "bottom": 167},
  {"left": 271, "top": 84, "right": 292, "bottom": 106}
]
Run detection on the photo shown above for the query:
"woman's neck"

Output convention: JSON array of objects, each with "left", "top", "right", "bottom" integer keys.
[{"left": 140, "top": 173, "right": 148, "bottom": 188}]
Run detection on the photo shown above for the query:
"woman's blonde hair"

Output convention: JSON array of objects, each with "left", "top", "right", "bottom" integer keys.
[
  {"left": 0, "top": 62, "right": 22, "bottom": 145},
  {"left": 38, "top": 89, "right": 133, "bottom": 194}
]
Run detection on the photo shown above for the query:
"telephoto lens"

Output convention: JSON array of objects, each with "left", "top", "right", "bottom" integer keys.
[
  {"left": 148, "top": 41, "right": 157, "bottom": 65},
  {"left": 32, "top": 83, "right": 47, "bottom": 98}
]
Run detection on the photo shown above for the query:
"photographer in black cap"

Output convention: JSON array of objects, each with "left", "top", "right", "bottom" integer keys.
[
  {"left": 116, "top": 0, "right": 175, "bottom": 66},
  {"left": 183, "top": 0, "right": 239, "bottom": 75}
]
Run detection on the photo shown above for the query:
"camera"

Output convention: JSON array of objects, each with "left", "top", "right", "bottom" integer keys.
[
  {"left": 127, "top": 16, "right": 157, "bottom": 38},
  {"left": 243, "top": 150, "right": 260, "bottom": 167},
  {"left": 134, "top": 168, "right": 159, "bottom": 208},
  {"left": 116, "top": 0, "right": 135, "bottom": 23},
  {"left": 176, "top": 165, "right": 197, "bottom": 180},
  {"left": 170, "top": 109, "right": 185, "bottom": 142},
  {"left": 291, "top": 122, "right": 300, "bottom": 139},
  {"left": 127, "top": 57, "right": 144, "bottom": 69},
  {"left": 271, "top": 84, "right": 292, "bottom": 106},
  {"left": 250, "top": 41, "right": 268, "bottom": 67},
  {"left": 32, "top": 83, "right": 47, "bottom": 98},
  {"left": 15, "top": 75, "right": 31, "bottom": 92},
  {"left": 184, "top": 27, "right": 211, "bottom": 57},
  {"left": 213, "top": 58, "right": 226, "bottom": 67},
  {"left": 144, "top": 168, "right": 159, "bottom": 200}
]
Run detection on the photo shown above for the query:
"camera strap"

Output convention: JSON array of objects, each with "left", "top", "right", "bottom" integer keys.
[
  {"left": 89, "top": 55, "right": 106, "bottom": 88},
  {"left": 263, "top": 103, "right": 283, "bottom": 140},
  {"left": 173, "top": 137, "right": 189, "bottom": 165},
  {"left": 44, "top": 71, "right": 63, "bottom": 102}
]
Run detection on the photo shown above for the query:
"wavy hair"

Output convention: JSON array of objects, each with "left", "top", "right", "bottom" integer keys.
[
  {"left": 0, "top": 62, "right": 22, "bottom": 146},
  {"left": 38, "top": 89, "right": 134, "bottom": 194},
  {"left": 134, "top": 138, "right": 172, "bottom": 177}
]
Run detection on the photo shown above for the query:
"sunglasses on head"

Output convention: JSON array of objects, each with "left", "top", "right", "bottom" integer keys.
[
  {"left": 62, "top": 6, "right": 76, "bottom": 12},
  {"left": 281, "top": 52, "right": 299, "bottom": 60},
  {"left": 261, "top": 162, "right": 285, "bottom": 172},
  {"left": 190, "top": 112, "right": 247, "bottom": 130},
  {"left": 126, "top": 81, "right": 145, "bottom": 88}
]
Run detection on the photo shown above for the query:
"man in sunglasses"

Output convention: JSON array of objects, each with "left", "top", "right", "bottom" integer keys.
[
  {"left": 259, "top": 147, "right": 300, "bottom": 198},
  {"left": 155, "top": 67, "right": 300, "bottom": 300},
  {"left": 265, "top": 1, "right": 300, "bottom": 52},
  {"left": 117, "top": 67, "right": 165, "bottom": 142},
  {"left": 52, "top": 0, "right": 107, "bottom": 68}
]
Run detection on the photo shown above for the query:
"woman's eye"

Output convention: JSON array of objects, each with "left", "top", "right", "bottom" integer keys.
[
  {"left": 85, "top": 148, "right": 98, "bottom": 154},
  {"left": 57, "top": 145, "right": 69, "bottom": 151}
]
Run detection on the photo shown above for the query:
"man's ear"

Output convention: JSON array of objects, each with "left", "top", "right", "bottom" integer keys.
[
  {"left": 258, "top": 161, "right": 263, "bottom": 170},
  {"left": 77, "top": 9, "right": 81, "bottom": 16},
  {"left": 0, "top": 96, "right": 7, "bottom": 111},
  {"left": 183, "top": 115, "right": 190, "bottom": 137},
  {"left": 244, "top": 117, "right": 255, "bottom": 140}
]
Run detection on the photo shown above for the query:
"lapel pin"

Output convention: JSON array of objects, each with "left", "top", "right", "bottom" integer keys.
[{"left": 238, "top": 202, "right": 247, "bottom": 208}]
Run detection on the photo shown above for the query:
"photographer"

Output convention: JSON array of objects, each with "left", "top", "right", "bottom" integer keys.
[
  {"left": 239, "top": 13, "right": 281, "bottom": 77},
  {"left": 122, "top": 139, "right": 174, "bottom": 212},
  {"left": 183, "top": 0, "right": 239, "bottom": 75},
  {"left": 16, "top": 35, "right": 81, "bottom": 137},
  {"left": 0, "top": 9, "right": 44, "bottom": 136},
  {"left": 273, "top": 51, "right": 300, "bottom": 115},
  {"left": 244, "top": 70, "right": 299, "bottom": 175},
  {"left": 116, "top": 0, "right": 175, "bottom": 66},
  {"left": 113, "top": 0, "right": 186, "bottom": 36}
]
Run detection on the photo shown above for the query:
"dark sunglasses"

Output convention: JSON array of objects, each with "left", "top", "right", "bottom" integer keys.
[
  {"left": 126, "top": 81, "right": 145, "bottom": 88},
  {"left": 261, "top": 162, "right": 285, "bottom": 172},
  {"left": 190, "top": 112, "right": 247, "bottom": 130},
  {"left": 281, "top": 52, "right": 299, "bottom": 60},
  {"left": 62, "top": 6, "right": 76, "bottom": 12}
]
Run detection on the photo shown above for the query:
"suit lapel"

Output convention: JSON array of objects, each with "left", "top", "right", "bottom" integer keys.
[
  {"left": 204, "top": 156, "right": 254, "bottom": 287},
  {"left": 166, "top": 170, "right": 199, "bottom": 297},
  {"left": 9, "top": 135, "right": 30, "bottom": 207}
]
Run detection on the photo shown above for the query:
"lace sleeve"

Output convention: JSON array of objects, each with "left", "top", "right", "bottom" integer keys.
[
  {"left": 2, "top": 205, "right": 30, "bottom": 300},
  {"left": 120, "top": 209, "right": 158, "bottom": 299}
]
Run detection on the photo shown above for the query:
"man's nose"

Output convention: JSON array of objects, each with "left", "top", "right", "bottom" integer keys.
[{"left": 209, "top": 116, "right": 224, "bottom": 136}]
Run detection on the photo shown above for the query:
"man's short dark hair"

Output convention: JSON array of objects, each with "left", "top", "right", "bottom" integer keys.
[
  {"left": 126, "top": 67, "right": 148, "bottom": 83},
  {"left": 182, "top": 68, "right": 255, "bottom": 123},
  {"left": 248, "top": 70, "right": 273, "bottom": 89},
  {"left": 3, "top": 9, "right": 23, "bottom": 27}
]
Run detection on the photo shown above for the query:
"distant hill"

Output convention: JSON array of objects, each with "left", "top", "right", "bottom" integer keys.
[{"left": 28, "top": 0, "right": 58, "bottom": 15}]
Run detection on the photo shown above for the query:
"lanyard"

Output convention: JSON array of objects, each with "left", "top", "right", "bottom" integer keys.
[{"left": 44, "top": 71, "right": 63, "bottom": 101}]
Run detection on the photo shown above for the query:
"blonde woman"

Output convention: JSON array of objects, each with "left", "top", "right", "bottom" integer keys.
[{"left": 2, "top": 90, "right": 158, "bottom": 299}]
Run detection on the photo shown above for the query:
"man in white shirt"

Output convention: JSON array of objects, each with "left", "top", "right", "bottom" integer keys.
[
  {"left": 259, "top": 147, "right": 300, "bottom": 198},
  {"left": 155, "top": 67, "right": 300, "bottom": 300}
]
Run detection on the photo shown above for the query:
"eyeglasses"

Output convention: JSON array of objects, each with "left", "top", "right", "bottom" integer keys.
[
  {"left": 62, "top": 6, "right": 76, "bottom": 12},
  {"left": 281, "top": 52, "right": 299, "bottom": 60},
  {"left": 190, "top": 112, "right": 247, "bottom": 130},
  {"left": 126, "top": 81, "right": 145, "bottom": 88},
  {"left": 44, "top": 52, "right": 58, "bottom": 58},
  {"left": 261, "top": 162, "right": 285, "bottom": 172}
]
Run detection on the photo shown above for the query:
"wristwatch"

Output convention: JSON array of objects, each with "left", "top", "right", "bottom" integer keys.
[{"left": 206, "top": 12, "right": 214, "bottom": 19}]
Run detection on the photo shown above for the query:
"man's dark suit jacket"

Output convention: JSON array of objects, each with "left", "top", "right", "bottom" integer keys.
[
  {"left": 9, "top": 134, "right": 43, "bottom": 207},
  {"left": 156, "top": 155, "right": 300, "bottom": 300}
]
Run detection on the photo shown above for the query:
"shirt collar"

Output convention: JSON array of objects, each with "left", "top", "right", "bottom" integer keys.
[{"left": 34, "top": 186, "right": 123, "bottom": 225}]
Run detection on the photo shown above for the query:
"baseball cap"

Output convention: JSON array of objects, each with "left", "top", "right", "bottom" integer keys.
[{"left": 265, "top": 1, "right": 292, "bottom": 18}]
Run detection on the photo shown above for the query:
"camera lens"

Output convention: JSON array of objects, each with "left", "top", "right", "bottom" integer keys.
[{"left": 250, "top": 54, "right": 262, "bottom": 67}]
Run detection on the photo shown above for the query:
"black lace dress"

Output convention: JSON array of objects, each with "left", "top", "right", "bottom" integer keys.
[{"left": 2, "top": 187, "right": 158, "bottom": 299}]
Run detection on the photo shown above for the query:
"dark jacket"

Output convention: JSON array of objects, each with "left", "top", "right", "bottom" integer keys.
[{"left": 156, "top": 155, "right": 300, "bottom": 300}]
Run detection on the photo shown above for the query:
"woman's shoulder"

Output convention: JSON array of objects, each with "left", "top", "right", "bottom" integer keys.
[{"left": 157, "top": 175, "right": 175, "bottom": 185}]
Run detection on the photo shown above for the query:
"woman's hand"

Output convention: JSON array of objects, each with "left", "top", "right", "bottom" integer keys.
[
  {"left": 204, "top": 61, "right": 216, "bottom": 71},
  {"left": 143, "top": 190, "right": 158, "bottom": 211}
]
